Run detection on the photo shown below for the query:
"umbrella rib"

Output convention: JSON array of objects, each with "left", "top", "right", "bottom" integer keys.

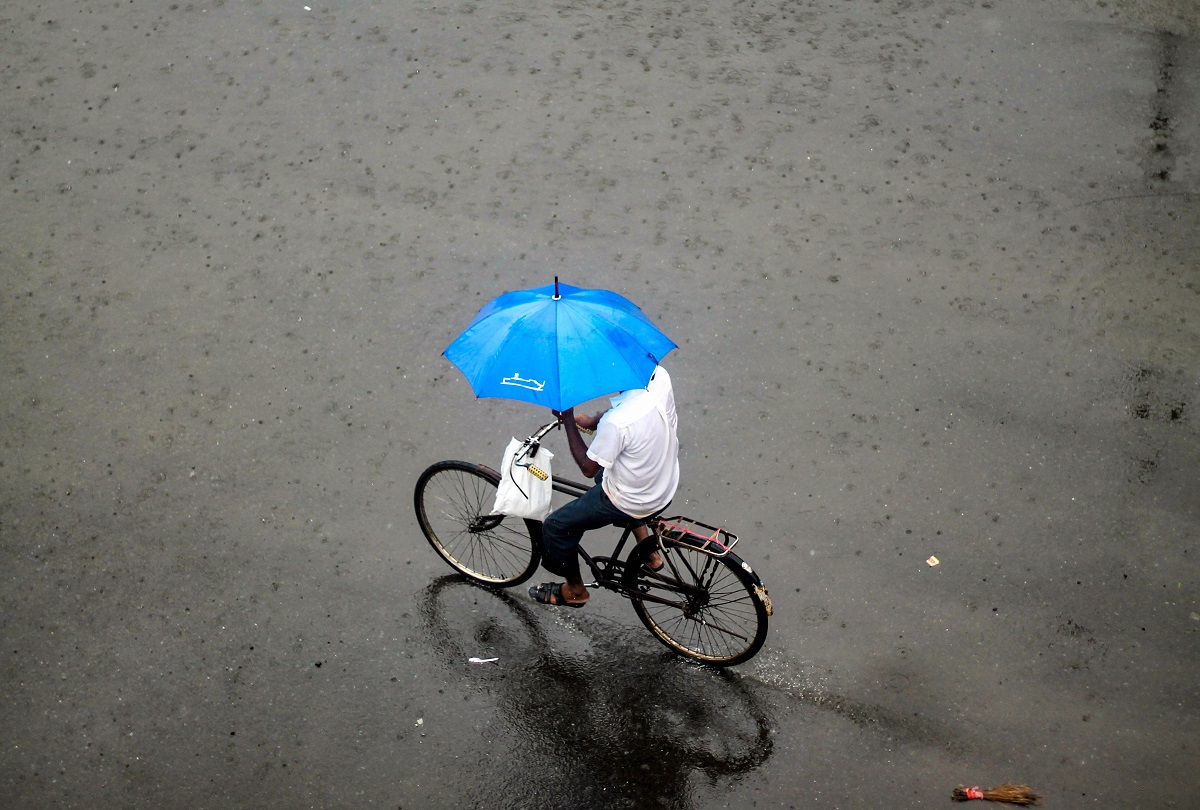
[{"left": 443, "top": 282, "right": 674, "bottom": 412}]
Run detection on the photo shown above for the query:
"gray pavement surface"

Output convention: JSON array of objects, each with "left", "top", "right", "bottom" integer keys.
[{"left": 2, "top": 1, "right": 1198, "bottom": 807}]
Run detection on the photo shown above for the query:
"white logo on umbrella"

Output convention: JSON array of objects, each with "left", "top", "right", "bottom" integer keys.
[{"left": 501, "top": 373, "right": 545, "bottom": 392}]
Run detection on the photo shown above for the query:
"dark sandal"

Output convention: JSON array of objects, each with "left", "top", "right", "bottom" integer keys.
[
  {"left": 646, "top": 552, "right": 665, "bottom": 573},
  {"left": 528, "top": 581, "right": 586, "bottom": 609}
]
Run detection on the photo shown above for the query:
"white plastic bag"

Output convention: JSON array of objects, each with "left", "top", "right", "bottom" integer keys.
[{"left": 492, "top": 437, "right": 554, "bottom": 521}]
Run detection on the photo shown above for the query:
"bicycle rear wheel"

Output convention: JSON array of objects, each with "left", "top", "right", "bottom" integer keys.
[
  {"left": 414, "top": 460, "right": 542, "bottom": 586},
  {"left": 624, "top": 536, "right": 769, "bottom": 666}
]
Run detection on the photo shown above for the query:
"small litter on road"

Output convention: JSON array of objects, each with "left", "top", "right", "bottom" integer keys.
[
  {"left": 468, "top": 656, "right": 499, "bottom": 664},
  {"left": 927, "top": 555, "right": 940, "bottom": 567},
  {"left": 952, "top": 784, "right": 1041, "bottom": 805}
]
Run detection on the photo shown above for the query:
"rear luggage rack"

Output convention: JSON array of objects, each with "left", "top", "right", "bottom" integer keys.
[{"left": 655, "top": 515, "right": 739, "bottom": 557}]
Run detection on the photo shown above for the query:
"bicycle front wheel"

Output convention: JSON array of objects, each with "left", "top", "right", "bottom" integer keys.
[
  {"left": 414, "top": 461, "right": 542, "bottom": 586},
  {"left": 624, "top": 537, "right": 769, "bottom": 666}
]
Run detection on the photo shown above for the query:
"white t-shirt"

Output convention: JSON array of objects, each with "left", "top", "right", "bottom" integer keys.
[{"left": 586, "top": 366, "right": 680, "bottom": 518}]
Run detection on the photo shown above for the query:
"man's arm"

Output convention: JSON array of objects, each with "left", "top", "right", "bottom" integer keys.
[{"left": 553, "top": 407, "right": 601, "bottom": 478}]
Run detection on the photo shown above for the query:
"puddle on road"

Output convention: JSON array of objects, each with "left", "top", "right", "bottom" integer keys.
[{"left": 418, "top": 576, "right": 774, "bottom": 807}]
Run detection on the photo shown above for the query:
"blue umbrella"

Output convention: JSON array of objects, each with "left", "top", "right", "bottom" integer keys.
[{"left": 443, "top": 279, "right": 676, "bottom": 411}]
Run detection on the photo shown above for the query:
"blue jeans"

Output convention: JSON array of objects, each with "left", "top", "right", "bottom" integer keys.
[{"left": 539, "top": 473, "right": 632, "bottom": 579}]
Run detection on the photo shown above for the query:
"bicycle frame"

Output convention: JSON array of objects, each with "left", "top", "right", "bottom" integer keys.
[
  {"left": 540, "top": 471, "right": 642, "bottom": 595},
  {"left": 537, "top": 468, "right": 706, "bottom": 611},
  {"left": 516, "top": 420, "right": 766, "bottom": 616}
]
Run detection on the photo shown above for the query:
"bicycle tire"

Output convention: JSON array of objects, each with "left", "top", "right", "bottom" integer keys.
[
  {"left": 414, "top": 460, "right": 542, "bottom": 587},
  {"left": 623, "top": 536, "right": 769, "bottom": 666}
]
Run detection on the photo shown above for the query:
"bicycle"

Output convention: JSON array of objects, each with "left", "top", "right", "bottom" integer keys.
[{"left": 414, "top": 421, "right": 773, "bottom": 666}]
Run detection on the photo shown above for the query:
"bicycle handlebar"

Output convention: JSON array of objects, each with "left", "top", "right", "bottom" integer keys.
[
  {"left": 528, "top": 420, "right": 561, "bottom": 443},
  {"left": 526, "top": 419, "right": 594, "bottom": 445}
]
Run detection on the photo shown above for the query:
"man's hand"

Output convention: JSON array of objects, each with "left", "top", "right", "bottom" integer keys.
[
  {"left": 553, "top": 406, "right": 600, "bottom": 478},
  {"left": 574, "top": 411, "right": 602, "bottom": 431}
]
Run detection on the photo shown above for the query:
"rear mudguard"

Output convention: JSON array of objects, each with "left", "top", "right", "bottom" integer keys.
[{"left": 664, "top": 530, "right": 774, "bottom": 617}]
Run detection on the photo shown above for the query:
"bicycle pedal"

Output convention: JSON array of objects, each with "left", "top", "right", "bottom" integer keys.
[{"left": 583, "top": 581, "right": 599, "bottom": 589}]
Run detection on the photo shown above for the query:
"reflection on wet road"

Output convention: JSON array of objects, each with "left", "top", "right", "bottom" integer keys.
[{"left": 419, "top": 577, "right": 773, "bottom": 809}]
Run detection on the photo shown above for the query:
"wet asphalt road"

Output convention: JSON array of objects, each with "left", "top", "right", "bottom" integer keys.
[{"left": 2, "top": 1, "right": 1198, "bottom": 807}]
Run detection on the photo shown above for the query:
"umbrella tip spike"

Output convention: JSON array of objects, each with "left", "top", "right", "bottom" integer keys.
[{"left": 553, "top": 276, "right": 560, "bottom": 300}]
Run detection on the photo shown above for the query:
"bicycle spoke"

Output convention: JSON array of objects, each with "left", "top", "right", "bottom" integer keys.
[
  {"left": 432, "top": 478, "right": 516, "bottom": 571},
  {"left": 625, "top": 538, "right": 768, "bottom": 665},
  {"left": 415, "top": 462, "right": 540, "bottom": 586}
]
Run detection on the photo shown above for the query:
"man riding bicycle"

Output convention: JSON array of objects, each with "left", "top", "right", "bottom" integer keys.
[{"left": 528, "top": 365, "right": 679, "bottom": 608}]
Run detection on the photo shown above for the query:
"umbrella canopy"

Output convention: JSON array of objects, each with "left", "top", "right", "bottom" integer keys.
[{"left": 443, "top": 280, "right": 676, "bottom": 411}]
